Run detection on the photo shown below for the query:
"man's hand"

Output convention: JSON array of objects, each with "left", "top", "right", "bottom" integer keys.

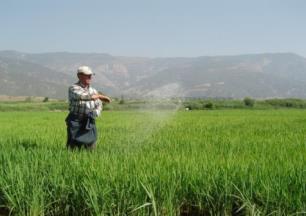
[
  {"left": 91, "top": 94, "right": 111, "bottom": 103},
  {"left": 99, "top": 95, "right": 111, "bottom": 103},
  {"left": 91, "top": 94, "right": 101, "bottom": 100}
]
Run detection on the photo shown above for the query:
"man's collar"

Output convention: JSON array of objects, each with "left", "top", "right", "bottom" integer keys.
[{"left": 77, "top": 81, "right": 90, "bottom": 89}]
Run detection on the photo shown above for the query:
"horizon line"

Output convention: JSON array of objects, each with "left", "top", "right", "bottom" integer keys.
[{"left": 0, "top": 49, "right": 305, "bottom": 59}]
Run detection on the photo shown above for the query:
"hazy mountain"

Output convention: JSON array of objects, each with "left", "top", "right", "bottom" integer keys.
[
  {"left": 1, "top": 50, "right": 306, "bottom": 99},
  {"left": 0, "top": 54, "right": 72, "bottom": 98}
]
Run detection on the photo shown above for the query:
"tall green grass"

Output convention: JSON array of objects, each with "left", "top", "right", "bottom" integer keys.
[{"left": 0, "top": 110, "right": 305, "bottom": 215}]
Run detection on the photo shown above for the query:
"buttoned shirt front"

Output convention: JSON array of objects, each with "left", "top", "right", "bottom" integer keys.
[{"left": 68, "top": 81, "right": 102, "bottom": 118}]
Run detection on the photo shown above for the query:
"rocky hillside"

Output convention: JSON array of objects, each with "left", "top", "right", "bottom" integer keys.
[{"left": 1, "top": 51, "right": 306, "bottom": 99}]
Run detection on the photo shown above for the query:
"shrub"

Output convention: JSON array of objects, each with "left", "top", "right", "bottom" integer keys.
[
  {"left": 43, "top": 97, "right": 49, "bottom": 102},
  {"left": 119, "top": 95, "right": 125, "bottom": 104},
  {"left": 243, "top": 97, "right": 255, "bottom": 107},
  {"left": 263, "top": 98, "right": 306, "bottom": 108},
  {"left": 204, "top": 101, "right": 214, "bottom": 109}
]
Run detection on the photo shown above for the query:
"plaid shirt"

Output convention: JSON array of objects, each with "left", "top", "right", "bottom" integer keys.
[{"left": 68, "top": 81, "right": 102, "bottom": 118}]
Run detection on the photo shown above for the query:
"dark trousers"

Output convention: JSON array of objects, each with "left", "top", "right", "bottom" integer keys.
[
  {"left": 66, "top": 140, "right": 96, "bottom": 150},
  {"left": 66, "top": 113, "right": 97, "bottom": 150}
]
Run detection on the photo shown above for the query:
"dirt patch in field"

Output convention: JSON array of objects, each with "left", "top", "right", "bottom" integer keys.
[
  {"left": 179, "top": 201, "right": 246, "bottom": 216},
  {"left": 180, "top": 204, "right": 208, "bottom": 216},
  {"left": 0, "top": 207, "right": 10, "bottom": 216}
]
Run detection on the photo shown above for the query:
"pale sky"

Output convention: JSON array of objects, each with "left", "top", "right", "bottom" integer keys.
[{"left": 1, "top": 0, "right": 306, "bottom": 57}]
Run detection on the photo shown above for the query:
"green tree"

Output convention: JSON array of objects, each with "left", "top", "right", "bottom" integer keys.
[
  {"left": 119, "top": 95, "right": 125, "bottom": 104},
  {"left": 243, "top": 97, "right": 255, "bottom": 107},
  {"left": 43, "top": 97, "right": 49, "bottom": 102},
  {"left": 204, "top": 101, "right": 214, "bottom": 109}
]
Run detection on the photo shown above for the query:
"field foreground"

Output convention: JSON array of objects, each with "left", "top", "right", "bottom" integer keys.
[{"left": 0, "top": 110, "right": 305, "bottom": 215}]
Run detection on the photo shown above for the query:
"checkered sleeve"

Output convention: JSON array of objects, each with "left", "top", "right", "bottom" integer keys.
[
  {"left": 93, "top": 100, "right": 103, "bottom": 117},
  {"left": 92, "top": 88, "right": 103, "bottom": 117},
  {"left": 69, "top": 85, "right": 92, "bottom": 101}
]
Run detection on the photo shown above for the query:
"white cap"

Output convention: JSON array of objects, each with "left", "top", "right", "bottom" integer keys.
[{"left": 77, "top": 66, "right": 93, "bottom": 75}]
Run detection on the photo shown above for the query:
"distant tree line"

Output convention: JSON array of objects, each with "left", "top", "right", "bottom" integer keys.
[
  {"left": 182, "top": 97, "right": 306, "bottom": 110},
  {"left": 2, "top": 97, "right": 306, "bottom": 112}
]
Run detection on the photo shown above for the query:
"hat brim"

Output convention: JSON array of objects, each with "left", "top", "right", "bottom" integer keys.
[{"left": 78, "top": 72, "right": 95, "bottom": 75}]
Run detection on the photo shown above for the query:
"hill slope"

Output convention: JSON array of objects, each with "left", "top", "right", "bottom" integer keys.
[{"left": 1, "top": 51, "right": 306, "bottom": 99}]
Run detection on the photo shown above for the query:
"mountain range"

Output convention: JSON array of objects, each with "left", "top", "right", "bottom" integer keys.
[{"left": 1, "top": 50, "right": 306, "bottom": 99}]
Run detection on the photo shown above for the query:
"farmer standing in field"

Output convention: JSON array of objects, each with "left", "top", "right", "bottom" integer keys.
[{"left": 65, "top": 66, "right": 111, "bottom": 150}]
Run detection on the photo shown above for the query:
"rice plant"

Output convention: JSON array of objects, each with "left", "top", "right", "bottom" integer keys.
[{"left": 0, "top": 110, "right": 305, "bottom": 215}]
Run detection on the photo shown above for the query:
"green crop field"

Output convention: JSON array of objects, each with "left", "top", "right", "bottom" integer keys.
[{"left": 0, "top": 110, "right": 305, "bottom": 215}]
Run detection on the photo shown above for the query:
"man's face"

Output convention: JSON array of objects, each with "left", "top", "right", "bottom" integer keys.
[{"left": 78, "top": 74, "right": 92, "bottom": 86}]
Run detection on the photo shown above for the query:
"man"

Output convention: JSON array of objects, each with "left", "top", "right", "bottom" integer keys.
[{"left": 65, "top": 66, "right": 111, "bottom": 150}]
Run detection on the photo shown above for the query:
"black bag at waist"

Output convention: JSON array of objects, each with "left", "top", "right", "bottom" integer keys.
[{"left": 65, "top": 113, "right": 97, "bottom": 145}]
